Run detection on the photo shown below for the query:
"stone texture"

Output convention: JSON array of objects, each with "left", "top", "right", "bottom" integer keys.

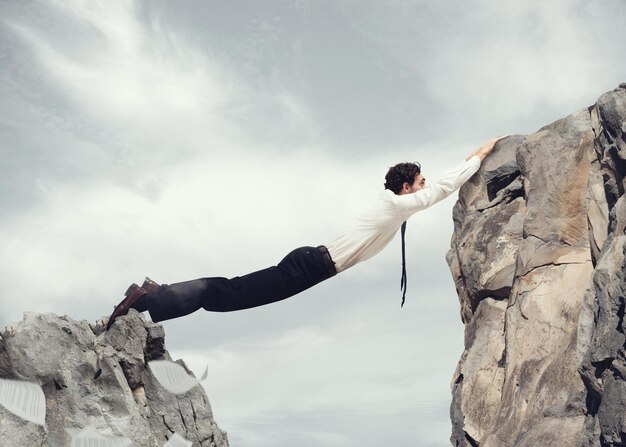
[
  {"left": 0, "top": 311, "right": 229, "bottom": 447},
  {"left": 447, "top": 84, "right": 626, "bottom": 447}
]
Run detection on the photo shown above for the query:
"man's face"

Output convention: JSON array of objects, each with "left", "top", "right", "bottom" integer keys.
[{"left": 400, "top": 173, "right": 426, "bottom": 195}]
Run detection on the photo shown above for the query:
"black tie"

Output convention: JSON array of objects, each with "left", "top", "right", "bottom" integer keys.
[{"left": 400, "top": 221, "right": 407, "bottom": 307}]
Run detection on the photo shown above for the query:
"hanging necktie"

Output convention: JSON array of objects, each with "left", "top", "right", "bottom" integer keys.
[{"left": 400, "top": 221, "right": 407, "bottom": 307}]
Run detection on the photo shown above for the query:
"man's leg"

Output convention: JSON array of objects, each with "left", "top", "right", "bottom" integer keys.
[{"left": 141, "top": 246, "right": 336, "bottom": 323}]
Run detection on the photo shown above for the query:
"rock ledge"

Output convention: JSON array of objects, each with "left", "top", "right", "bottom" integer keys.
[
  {"left": 448, "top": 83, "right": 626, "bottom": 447},
  {"left": 0, "top": 311, "right": 229, "bottom": 447}
]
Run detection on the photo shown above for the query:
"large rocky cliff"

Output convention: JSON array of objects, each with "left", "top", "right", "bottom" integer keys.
[
  {"left": 447, "top": 83, "right": 626, "bottom": 447},
  {"left": 0, "top": 311, "right": 229, "bottom": 447}
]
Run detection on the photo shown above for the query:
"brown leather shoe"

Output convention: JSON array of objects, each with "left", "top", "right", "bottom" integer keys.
[
  {"left": 106, "top": 283, "right": 148, "bottom": 331},
  {"left": 141, "top": 276, "right": 160, "bottom": 293}
]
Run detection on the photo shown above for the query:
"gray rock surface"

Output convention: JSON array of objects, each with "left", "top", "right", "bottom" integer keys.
[
  {"left": 448, "top": 83, "right": 626, "bottom": 446},
  {"left": 0, "top": 311, "right": 229, "bottom": 447}
]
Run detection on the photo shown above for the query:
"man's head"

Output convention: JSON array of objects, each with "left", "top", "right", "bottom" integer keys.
[{"left": 384, "top": 162, "right": 426, "bottom": 195}]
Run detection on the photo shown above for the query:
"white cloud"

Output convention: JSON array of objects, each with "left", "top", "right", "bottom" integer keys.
[
  {"left": 381, "top": 0, "right": 626, "bottom": 137},
  {"left": 172, "top": 288, "right": 463, "bottom": 446},
  {"left": 7, "top": 1, "right": 240, "bottom": 168},
  {"left": 13, "top": 1, "right": 228, "bottom": 118}
]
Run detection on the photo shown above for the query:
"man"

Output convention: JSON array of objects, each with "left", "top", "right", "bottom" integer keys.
[{"left": 106, "top": 136, "right": 505, "bottom": 330}]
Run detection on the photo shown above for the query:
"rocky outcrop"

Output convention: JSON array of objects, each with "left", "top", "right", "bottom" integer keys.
[
  {"left": 447, "top": 83, "right": 626, "bottom": 447},
  {"left": 0, "top": 311, "right": 229, "bottom": 447}
]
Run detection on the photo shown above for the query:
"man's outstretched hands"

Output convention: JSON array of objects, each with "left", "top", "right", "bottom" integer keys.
[{"left": 466, "top": 135, "right": 509, "bottom": 161}]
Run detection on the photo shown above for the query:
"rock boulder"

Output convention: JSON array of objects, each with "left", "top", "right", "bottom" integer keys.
[
  {"left": 0, "top": 311, "right": 229, "bottom": 447},
  {"left": 448, "top": 83, "right": 626, "bottom": 446}
]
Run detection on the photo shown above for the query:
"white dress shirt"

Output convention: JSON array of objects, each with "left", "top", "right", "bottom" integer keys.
[{"left": 325, "top": 155, "right": 481, "bottom": 273}]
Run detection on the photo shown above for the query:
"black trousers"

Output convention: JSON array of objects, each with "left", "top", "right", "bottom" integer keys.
[{"left": 143, "top": 246, "right": 337, "bottom": 323}]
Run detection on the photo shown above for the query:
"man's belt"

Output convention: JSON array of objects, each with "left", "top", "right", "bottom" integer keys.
[{"left": 317, "top": 245, "right": 337, "bottom": 277}]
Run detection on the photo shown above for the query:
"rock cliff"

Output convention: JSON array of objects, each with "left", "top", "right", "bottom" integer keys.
[
  {"left": 0, "top": 311, "right": 229, "bottom": 447},
  {"left": 447, "top": 83, "right": 626, "bottom": 447}
]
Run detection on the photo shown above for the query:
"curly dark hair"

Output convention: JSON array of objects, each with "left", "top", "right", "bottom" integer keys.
[{"left": 384, "top": 162, "right": 422, "bottom": 194}]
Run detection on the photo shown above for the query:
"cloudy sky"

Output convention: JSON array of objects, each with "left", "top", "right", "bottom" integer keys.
[{"left": 1, "top": 1, "right": 625, "bottom": 446}]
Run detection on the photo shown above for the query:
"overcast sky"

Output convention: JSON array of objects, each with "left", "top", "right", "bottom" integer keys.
[{"left": 1, "top": 1, "right": 625, "bottom": 446}]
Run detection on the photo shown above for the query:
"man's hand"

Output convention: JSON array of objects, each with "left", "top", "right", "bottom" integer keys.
[{"left": 466, "top": 135, "right": 509, "bottom": 161}]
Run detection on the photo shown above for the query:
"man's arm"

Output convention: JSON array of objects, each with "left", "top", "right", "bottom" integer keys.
[
  {"left": 393, "top": 136, "right": 507, "bottom": 216},
  {"left": 392, "top": 156, "right": 480, "bottom": 215}
]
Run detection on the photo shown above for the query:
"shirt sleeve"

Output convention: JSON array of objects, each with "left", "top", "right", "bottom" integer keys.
[{"left": 392, "top": 155, "right": 481, "bottom": 218}]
